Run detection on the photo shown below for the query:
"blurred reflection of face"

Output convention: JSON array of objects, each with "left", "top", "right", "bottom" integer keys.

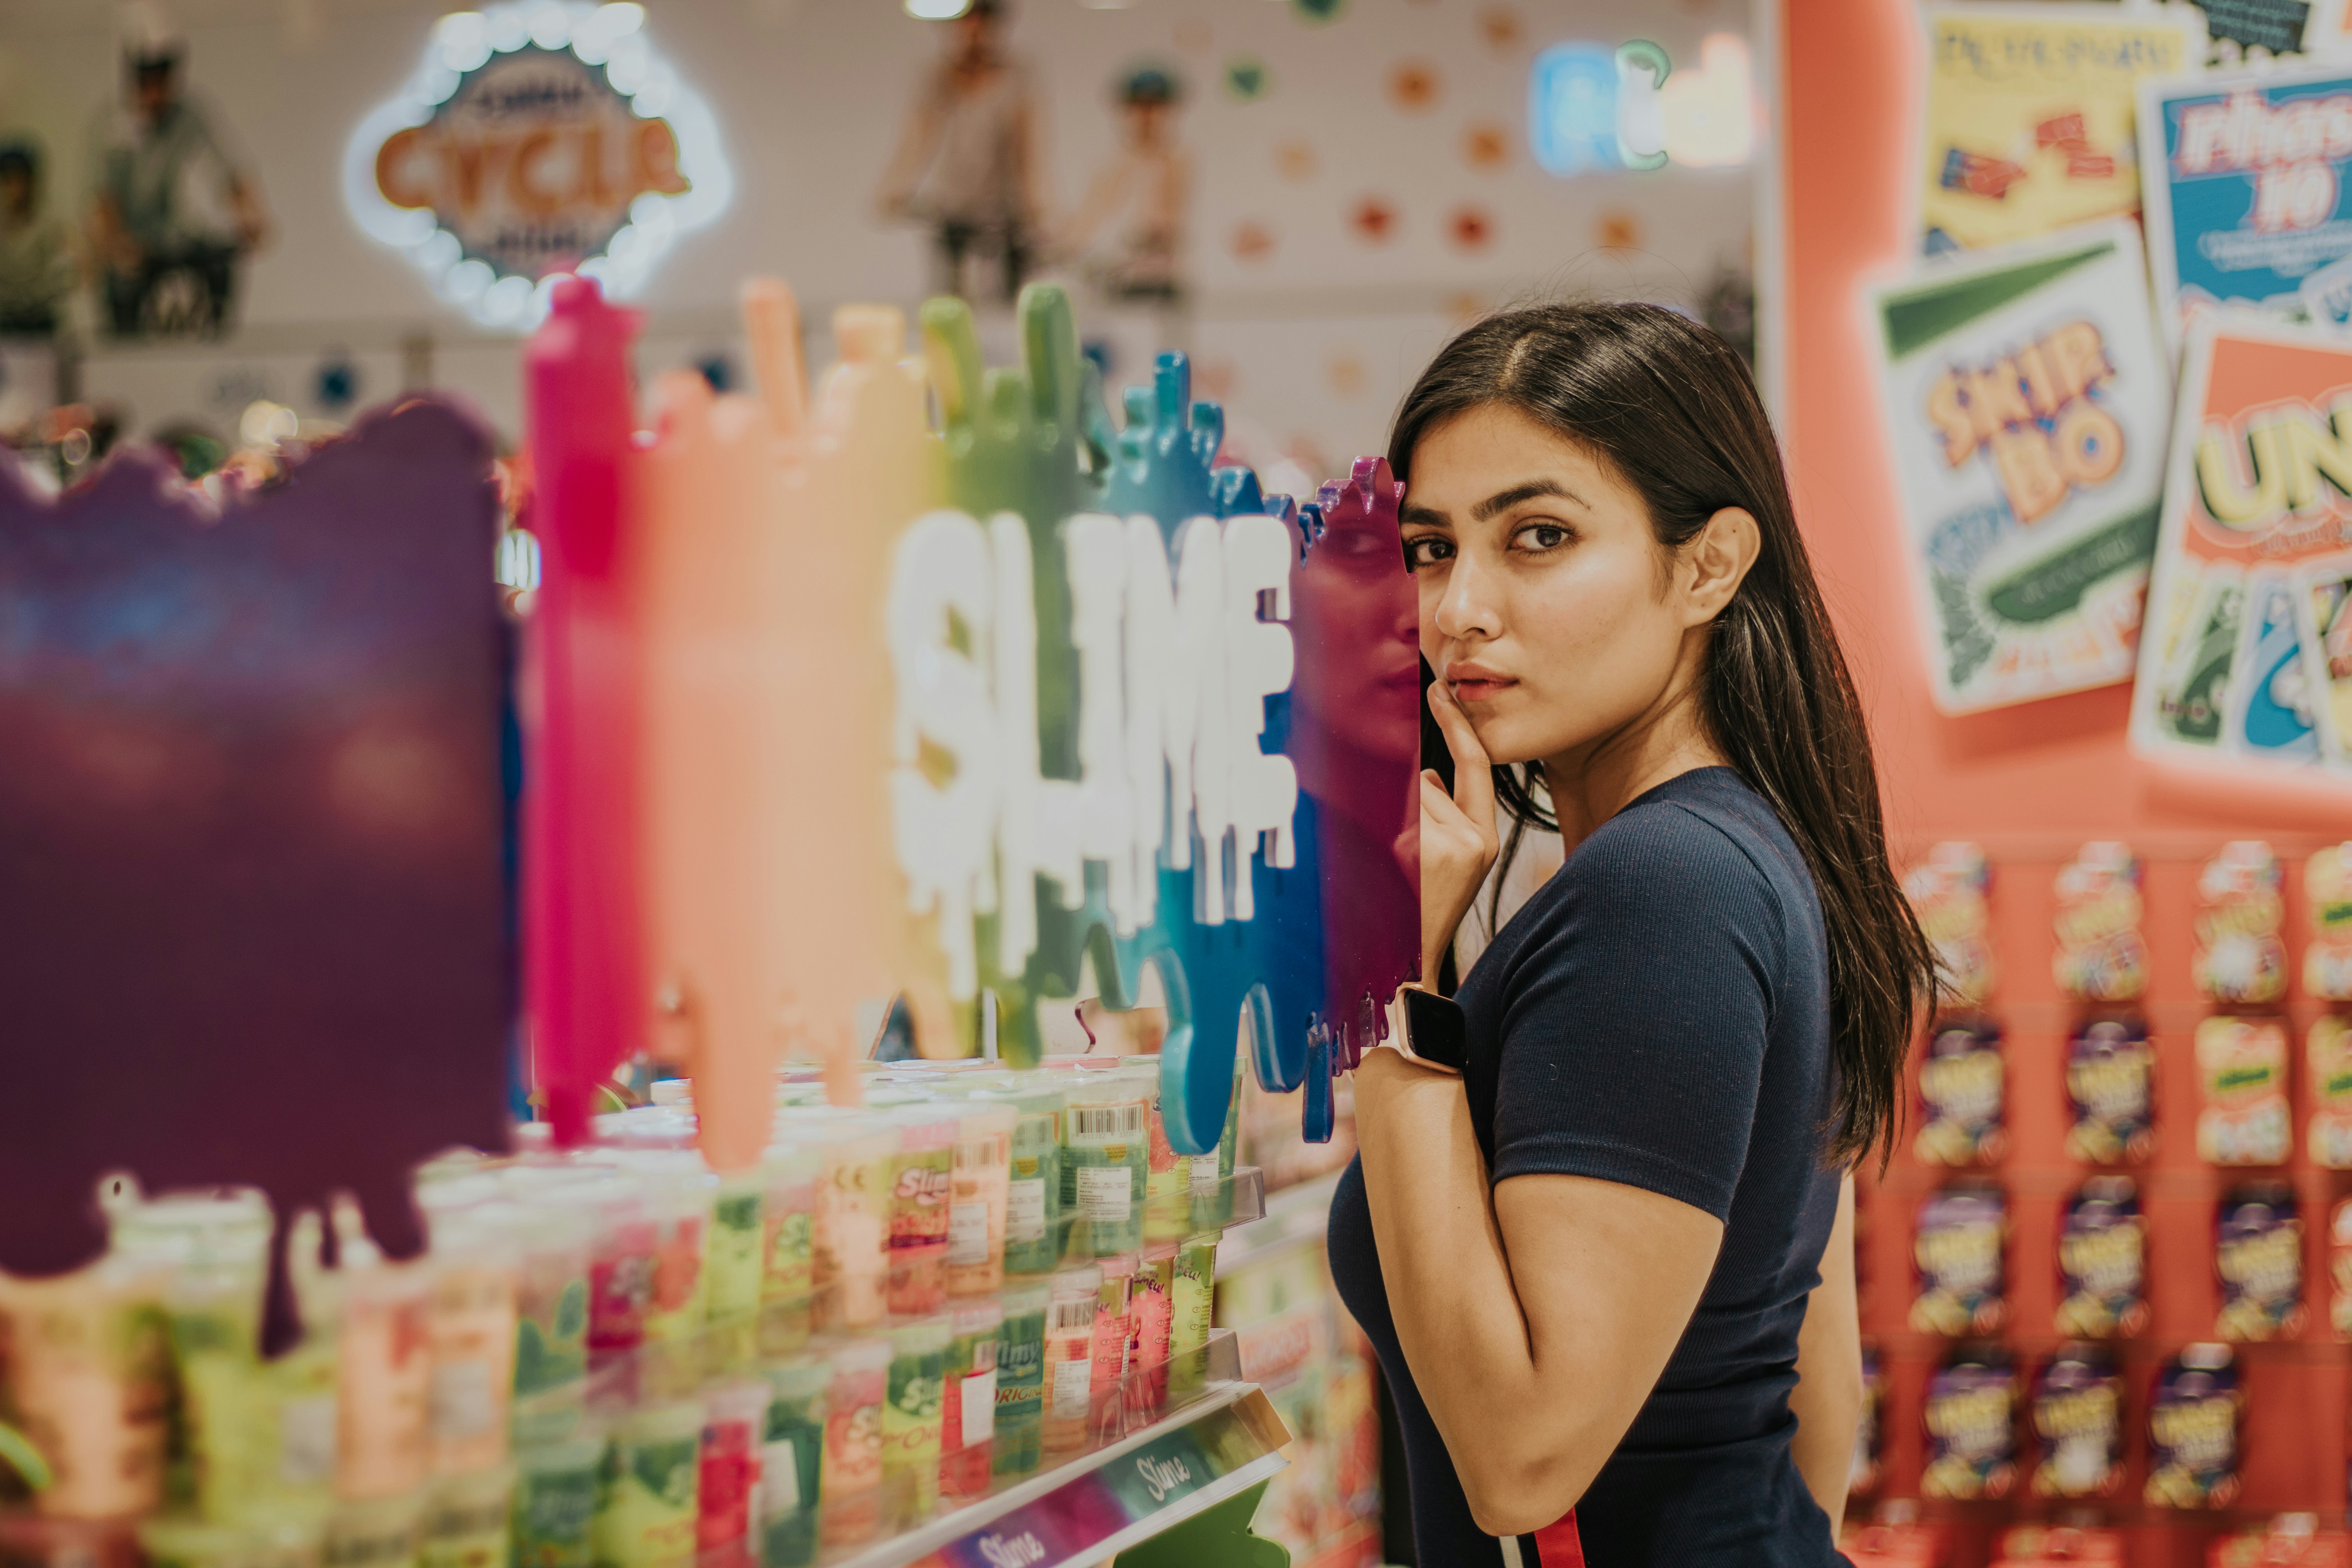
[
  {"left": 0, "top": 171, "right": 31, "bottom": 221},
  {"left": 1292, "top": 498, "right": 1421, "bottom": 797},
  {"left": 134, "top": 64, "right": 175, "bottom": 127}
]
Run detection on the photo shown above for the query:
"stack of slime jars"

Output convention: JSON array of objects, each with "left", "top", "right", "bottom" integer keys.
[{"left": 0, "top": 1053, "right": 1251, "bottom": 1568}]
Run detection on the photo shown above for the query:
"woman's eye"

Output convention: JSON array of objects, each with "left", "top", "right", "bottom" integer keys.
[
  {"left": 1517, "top": 524, "right": 1569, "bottom": 551},
  {"left": 1402, "top": 536, "right": 1454, "bottom": 569}
]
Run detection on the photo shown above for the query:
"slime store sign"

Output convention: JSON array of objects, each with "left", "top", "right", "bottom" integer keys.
[{"left": 346, "top": 2, "right": 730, "bottom": 330}]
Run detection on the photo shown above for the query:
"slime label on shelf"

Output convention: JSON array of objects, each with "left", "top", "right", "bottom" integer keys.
[
  {"left": 1916, "top": 1016, "right": 2006, "bottom": 1166},
  {"left": 2054, "top": 843, "right": 2148, "bottom": 1001},
  {"left": 2066, "top": 1016, "right": 2156, "bottom": 1165},
  {"left": 1912, "top": 1184, "right": 2007, "bottom": 1337},
  {"left": 1923, "top": 1349, "right": 2017, "bottom": 1501},
  {"left": 1905, "top": 843, "right": 1996, "bottom": 1004},
  {"left": 2031, "top": 1344, "right": 2123, "bottom": 1499},
  {"left": 529, "top": 277, "right": 1419, "bottom": 1166},
  {"left": 0, "top": 402, "right": 509, "bottom": 1355},
  {"left": 2146, "top": 1344, "right": 2241, "bottom": 1508},
  {"left": 2057, "top": 1177, "right": 2148, "bottom": 1339},
  {"left": 2308, "top": 843, "right": 2352, "bottom": 1000},
  {"left": 2196, "top": 1015, "right": 2292, "bottom": 1166},
  {"left": 2216, "top": 1185, "right": 2305, "bottom": 1341}
]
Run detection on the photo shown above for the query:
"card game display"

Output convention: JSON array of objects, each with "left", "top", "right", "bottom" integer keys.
[
  {"left": 2308, "top": 1014, "right": 2352, "bottom": 1165},
  {"left": 2029, "top": 1344, "right": 2124, "bottom": 1499},
  {"left": 1906, "top": 842, "right": 1997, "bottom": 1004},
  {"left": 2307, "top": 842, "right": 2352, "bottom": 999},
  {"left": 1869, "top": 223, "right": 2171, "bottom": 713},
  {"left": 2141, "top": 62, "right": 2352, "bottom": 347},
  {"left": 2132, "top": 321, "right": 2352, "bottom": 785},
  {"left": 2196, "top": 1015, "right": 2293, "bottom": 1165},
  {"left": 2194, "top": 842, "right": 2290, "bottom": 1005},
  {"left": 2216, "top": 1183, "right": 2307, "bottom": 1340},
  {"left": 1916, "top": 1016, "right": 2007, "bottom": 1166},
  {"left": 2053, "top": 843, "right": 2149, "bottom": 1002},
  {"left": 2056, "top": 1178, "right": 2149, "bottom": 1338},
  {"left": 2145, "top": 1344, "right": 2243, "bottom": 1508},
  {"left": 1923, "top": 1346, "right": 2020, "bottom": 1501},
  {"left": 1921, "top": 6, "right": 2207, "bottom": 253},
  {"left": 2065, "top": 1016, "right": 2158, "bottom": 1165},
  {"left": 1913, "top": 1183, "right": 2009, "bottom": 1336}
]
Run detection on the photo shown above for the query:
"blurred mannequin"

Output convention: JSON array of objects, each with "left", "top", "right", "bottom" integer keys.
[
  {"left": 874, "top": 0, "right": 1042, "bottom": 306},
  {"left": 88, "top": 3, "right": 270, "bottom": 336},
  {"left": 1060, "top": 66, "right": 1190, "bottom": 304},
  {"left": 0, "top": 143, "right": 77, "bottom": 338}
]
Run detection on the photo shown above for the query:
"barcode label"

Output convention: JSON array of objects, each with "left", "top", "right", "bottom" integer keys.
[
  {"left": 1070, "top": 1104, "right": 1147, "bottom": 1142},
  {"left": 1050, "top": 1298, "right": 1098, "bottom": 1332}
]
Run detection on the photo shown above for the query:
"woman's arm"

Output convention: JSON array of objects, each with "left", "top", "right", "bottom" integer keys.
[
  {"left": 1354, "top": 1051, "right": 1724, "bottom": 1537},
  {"left": 1788, "top": 1173, "right": 1862, "bottom": 1534}
]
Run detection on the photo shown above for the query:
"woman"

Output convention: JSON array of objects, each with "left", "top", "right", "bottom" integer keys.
[{"left": 1328, "top": 302, "right": 1935, "bottom": 1566}]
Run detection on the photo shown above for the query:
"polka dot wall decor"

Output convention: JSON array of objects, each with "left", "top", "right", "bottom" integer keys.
[
  {"left": 1388, "top": 60, "right": 1439, "bottom": 110},
  {"left": 1225, "top": 54, "right": 1270, "bottom": 100},
  {"left": 1596, "top": 211, "right": 1642, "bottom": 249},
  {"left": 1277, "top": 140, "right": 1318, "bottom": 180},
  {"left": 1478, "top": 5, "right": 1521, "bottom": 51},
  {"left": 1463, "top": 122, "right": 1509, "bottom": 171},
  {"left": 1349, "top": 197, "right": 1397, "bottom": 243},
  {"left": 1292, "top": 0, "right": 1342, "bottom": 24},
  {"left": 1447, "top": 205, "right": 1494, "bottom": 251},
  {"left": 1325, "top": 352, "right": 1368, "bottom": 397},
  {"left": 1231, "top": 220, "right": 1275, "bottom": 261}
]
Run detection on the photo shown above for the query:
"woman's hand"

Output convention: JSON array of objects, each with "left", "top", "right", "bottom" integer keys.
[{"left": 1421, "top": 679, "right": 1499, "bottom": 983}]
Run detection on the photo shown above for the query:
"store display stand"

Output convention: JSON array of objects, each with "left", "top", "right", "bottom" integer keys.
[{"left": 833, "top": 1331, "right": 1292, "bottom": 1568}]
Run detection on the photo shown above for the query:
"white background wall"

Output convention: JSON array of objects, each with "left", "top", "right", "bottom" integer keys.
[{"left": 0, "top": 0, "right": 1762, "bottom": 473}]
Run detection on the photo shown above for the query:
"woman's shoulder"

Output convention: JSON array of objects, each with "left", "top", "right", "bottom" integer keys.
[{"left": 1555, "top": 768, "right": 1799, "bottom": 914}]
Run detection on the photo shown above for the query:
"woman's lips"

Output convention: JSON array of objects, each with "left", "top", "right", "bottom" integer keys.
[{"left": 1448, "top": 677, "right": 1515, "bottom": 703}]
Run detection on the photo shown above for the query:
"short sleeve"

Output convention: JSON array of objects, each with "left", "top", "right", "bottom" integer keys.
[{"left": 1488, "top": 803, "right": 1786, "bottom": 1221}]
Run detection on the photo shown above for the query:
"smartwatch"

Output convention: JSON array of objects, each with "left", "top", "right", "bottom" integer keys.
[{"left": 1373, "top": 984, "right": 1467, "bottom": 1076}]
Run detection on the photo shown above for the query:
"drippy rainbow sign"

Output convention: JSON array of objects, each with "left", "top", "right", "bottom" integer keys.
[{"left": 526, "top": 278, "right": 1419, "bottom": 1164}]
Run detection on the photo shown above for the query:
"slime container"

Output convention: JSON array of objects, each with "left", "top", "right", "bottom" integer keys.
[
  {"left": 878, "top": 1319, "right": 948, "bottom": 1530},
  {"left": 702, "top": 1173, "right": 765, "bottom": 1373},
  {"left": 1042, "top": 1267, "right": 1102, "bottom": 1455},
  {"left": 420, "top": 1463, "right": 513, "bottom": 1568},
  {"left": 2064, "top": 1017, "right": 2155, "bottom": 1166},
  {"left": 1910, "top": 1183, "right": 2006, "bottom": 1338},
  {"left": 497, "top": 1173, "right": 592, "bottom": 1450},
  {"left": 1914, "top": 1016, "right": 2005, "bottom": 1167},
  {"left": 944, "top": 1104, "right": 1015, "bottom": 1299},
  {"left": 817, "top": 1339, "right": 889, "bottom": 1548},
  {"left": 627, "top": 1156, "right": 715, "bottom": 1379},
  {"left": 1133, "top": 1062, "right": 1192, "bottom": 1246},
  {"left": 755, "top": 1357, "right": 826, "bottom": 1568},
  {"left": 1090, "top": 1254, "right": 1137, "bottom": 1440},
  {"left": 754, "top": 1143, "right": 817, "bottom": 1359},
  {"left": 987, "top": 1083, "right": 1064, "bottom": 1278},
  {"left": 591, "top": 1400, "right": 700, "bottom": 1568},
  {"left": 938, "top": 1300, "right": 1001, "bottom": 1503},
  {"left": 1167, "top": 1237, "right": 1219, "bottom": 1400},
  {"left": 423, "top": 1208, "right": 518, "bottom": 1478},
  {"left": 335, "top": 1243, "right": 432, "bottom": 1502},
  {"left": 322, "top": 1492, "right": 424, "bottom": 1568},
  {"left": 991, "top": 1282, "right": 1049, "bottom": 1482},
  {"left": 811, "top": 1122, "right": 897, "bottom": 1334},
  {"left": 506, "top": 1435, "right": 601, "bottom": 1568},
  {"left": 1126, "top": 1250, "right": 1176, "bottom": 1418},
  {"left": 0, "top": 1254, "right": 171, "bottom": 1519},
  {"left": 2216, "top": 1184, "right": 2305, "bottom": 1341},
  {"left": 693, "top": 1382, "right": 768, "bottom": 1563},
  {"left": 1060, "top": 1076, "right": 1148, "bottom": 1258},
  {"left": 581, "top": 1172, "right": 658, "bottom": 1365},
  {"left": 1189, "top": 1052, "right": 1245, "bottom": 1234},
  {"left": 885, "top": 1107, "right": 958, "bottom": 1319}
]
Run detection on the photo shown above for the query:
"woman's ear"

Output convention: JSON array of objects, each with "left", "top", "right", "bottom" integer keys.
[{"left": 1680, "top": 507, "right": 1760, "bottom": 626}]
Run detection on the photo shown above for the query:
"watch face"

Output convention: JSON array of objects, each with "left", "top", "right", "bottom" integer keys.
[{"left": 1403, "top": 988, "right": 1468, "bottom": 1072}]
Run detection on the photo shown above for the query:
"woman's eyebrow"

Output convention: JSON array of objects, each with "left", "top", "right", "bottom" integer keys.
[
  {"left": 1470, "top": 477, "right": 1584, "bottom": 521},
  {"left": 1398, "top": 502, "right": 1450, "bottom": 529}
]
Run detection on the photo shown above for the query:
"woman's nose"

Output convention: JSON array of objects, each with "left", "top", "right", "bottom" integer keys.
[{"left": 1432, "top": 554, "right": 1501, "bottom": 642}]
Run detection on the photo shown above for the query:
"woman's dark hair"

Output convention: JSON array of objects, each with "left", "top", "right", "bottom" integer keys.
[{"left": 1393, "top": 300, "right": 1936, "bottom": 1169}]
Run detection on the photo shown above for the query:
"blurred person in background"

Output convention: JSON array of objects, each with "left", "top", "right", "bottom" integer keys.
[
  {"left": 88, "top": 3, "right": 270, "bottom": 337},
  {"left": 874, "top": 0, "right": 1044, "bottom": 306},
  {"left": 0, "top": 141, "right": 76, "bottom": 338},
  {"left": 1058, "top": 65, "right": 1191, "bottom": 305}
]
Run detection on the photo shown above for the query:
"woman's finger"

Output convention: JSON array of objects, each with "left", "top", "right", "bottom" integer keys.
[{"left": 1426, "top": 681, "right": 1497, "bottom": 831}]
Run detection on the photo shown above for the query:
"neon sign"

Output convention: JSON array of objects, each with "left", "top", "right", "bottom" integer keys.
[
  {"left": 1529, "top": 33, "right": 1757, "bottom": 176},
  {"left": 345, "top": 2, "right": 731, "bottom": 331}
]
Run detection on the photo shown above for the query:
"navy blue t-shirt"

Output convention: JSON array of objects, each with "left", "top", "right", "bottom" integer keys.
[{"left": 1328, "top": 766, "right": 1846, "bottom": 1567}]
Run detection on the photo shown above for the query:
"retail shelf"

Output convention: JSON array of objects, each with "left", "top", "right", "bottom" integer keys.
[
  {"left": 830, "top": 1330, "right": 1292, "bottom": 1568},
  {"left": 1214, "top": 1169, "right": 1342, "bottom": 1276}
]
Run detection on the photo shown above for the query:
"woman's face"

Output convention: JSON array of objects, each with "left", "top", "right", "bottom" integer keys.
[{"left": 1399, "top": 403, "right": 1693, "bottom": 769}]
